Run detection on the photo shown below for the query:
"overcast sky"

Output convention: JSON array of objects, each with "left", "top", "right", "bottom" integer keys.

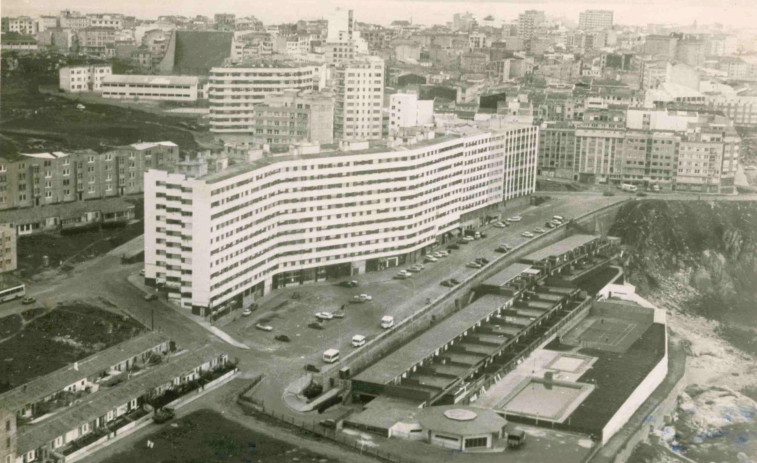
[{"left": 4, "top": 0, "right": 756, "bottom": 28}]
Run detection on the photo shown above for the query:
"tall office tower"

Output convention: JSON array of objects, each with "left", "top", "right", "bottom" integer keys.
[
  {"left": 578, "top": 10, "right": 614, "bottom": 31},
  {"left": 517, "top": 10, "right": 545, "bottom": 42},
  {"left": 334, "top": 56, "right": 385, "bottom": 141}
]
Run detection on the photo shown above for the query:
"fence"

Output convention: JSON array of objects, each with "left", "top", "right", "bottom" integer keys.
[{"left": 237, "top": 398, "right": 405, "bottom": 463}]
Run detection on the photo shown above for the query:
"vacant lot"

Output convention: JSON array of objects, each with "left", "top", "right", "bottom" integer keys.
[
  {"left": 0, "top": 302, "right": 145, "bottom": 393},
  {"left": 102, "top": 409, "right": 339, "bottom": 463},
  {"left": 16, "top": 199, "right": 143, "bottom": 277}
]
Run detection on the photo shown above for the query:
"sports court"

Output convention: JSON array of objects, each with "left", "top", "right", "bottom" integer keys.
[{"left": 560, "top": 301, "right": 654, "bottom": 353}]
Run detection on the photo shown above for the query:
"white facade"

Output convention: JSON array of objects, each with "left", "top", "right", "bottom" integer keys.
[
  {"left": 334, "top": 56, "right": 385, "bottom": 140},
  {"left": 4, "top": 16, "right": 38, "bottom": 35},
  {"left": 327, "top": 9, "right": 355, "bottom": 43},
  {"left": 101, "top": 75, "right": 199, "bottom": 102},
  {"left": 87, "top": 14, "right": 124, "bottom": 29},
  {"left": 389, "top": 93, "right": 434, "bottom": 135},
  {"left": 208, "top": 63, "right": 326, "bottom": 133},
  {"left": 144, "top": 127, "right": 539, "bottom": 310},
  {"left": 578, "top": 10, "right": 614, "bottom": 31},
  {"left": 58, "top": 65, "right": 113, "bottom": 93}
]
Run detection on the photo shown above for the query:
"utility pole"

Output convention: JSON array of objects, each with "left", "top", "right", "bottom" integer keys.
[{"left": 151, "top": 308, "right": 155, "bottom": 331}]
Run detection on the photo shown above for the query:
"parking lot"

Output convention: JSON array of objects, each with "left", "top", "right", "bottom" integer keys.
[{"left": 218, "top": 194, "right": 625, "bottom": 371}]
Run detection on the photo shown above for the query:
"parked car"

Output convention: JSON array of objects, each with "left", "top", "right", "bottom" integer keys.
[
  {"left": 315, "top": 312, "right": 334, "bottom": 320},
  {"left": 381, "top": 315, "right": 395, "bottom": 329},
  {"left": 495, "top": 246, "right": 508, "bottom": 253},
  {"left": 351, "top": 294, "right": 371, "bottom": 303},
  {"left": 332, "top": 311, "right": 346, "bottom": 319},
  {"left": 473, "top": 232, "right": 481, "bottom": 239},
  {"left": 409, "top": 264, "right": 424, "bottom": 272},
  {"left": 440, "top": 280, "right": 454, "bottom": 287},
  {"left": 493, "top": 222, "right": 507, "bottom": 228},
  {"left": 242, "top": 308, "right": 253, "bottom": 317},
  {"left": 394, "top": 272, "right": 409, "bottom": 280},
  {"left": 449, "top": 278, "right": 461, "bottom": 285},
  {"left": 144, "top": 294, "right": 157, "bottom": 301},
  {"left": 508, "top": 216, "right": 522, "bottom": 222},
  {"left": 359, "top": 294, "right": 372, "bottom": 301},
  {"left": 153, "top": 407, "right": 175, "bottom": 424},
  {"left": 320, "top": 419, "right": 337, "bottom": 429},
  {"left": 476, "top": 257, "right": 490, "bottom": 264},
  {"left": 545, "top": 222, "right": 555, "bottom": 229},
  {"left": 522, "top": 231, "right": 534, "bottom": 238},
  {"left": 463, "top": 235, "right": 475, "bottom": 242},
  {"left": 480, "top": 232, "right": 488, "bottom": 238},
  {"left": 255, "top": 323, "right": 273, "bottom": 332},
  {"left": 466, "top": 262, "right": 483, "bottom": 269},
  {"left": 534, "top": 227, "right": 546, "bottom": 234},
  {"left": 352, "top": 334, "right": 366, "bottom": 347},
  {"left": 458, "top": 239, "right": 469, "bottom": 245},
  {"left": 21, "top": 297, "right": 36, "bottom": 305},
  {"left": 305, "top": 364, "right": 320, "bottom": 372},
  {"left": 340, "top": 280, "right": 359, "bottom": 288},
  {"left": 275, "top": 334, "right": 291, "bottom": 342},
  {"left": 307, "top": 322, "right": 324, "bottom": 330},
  {"left": 425, "top": 255, "right": 438, "bottom": 263}
]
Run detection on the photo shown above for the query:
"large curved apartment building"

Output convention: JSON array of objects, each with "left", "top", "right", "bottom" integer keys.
[
  {"left": 144, "top": 126, "right": 538, "bottom": 313},
  {"left": 208, "top": 61, "right": 326, "bottom": 134}
]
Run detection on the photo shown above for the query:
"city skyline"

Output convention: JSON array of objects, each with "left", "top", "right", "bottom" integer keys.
[{"left": 4, "top": 0, "right": 756, "bottom": 29}]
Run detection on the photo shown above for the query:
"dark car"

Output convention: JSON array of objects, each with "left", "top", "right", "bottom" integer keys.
[
  {"left": 495, "top": 246, "right": 508, "bottom": 253},
  {"left": 440, "top": 280, "right": 454, "bottom": 287},
  {"left": 275, "top": 334, "right": 291, "bottom": 342},
  {"left": 545, "top": 222, "right": 555, "bottom": 228},
  {"left": 340, "top": 280, "right": 359, "bottom": 288},
  {"left": 319, "top": 419, "right": 337, "bottom": 429},
  {"left": 449, "top": 278, "right": 461, "bottom": 285},
  {"left": 479, "top": 232, "right": 487, "bottom": 238},
  {"left": 144, "top": 294, "right": 157, "bottom": 301},
  {"left": 458, "top": 239, "right": 469, "bottom": 245},
  {"left": 447, "top": 244, "right": 460, "bottom": 250},
  {"left": 476, "top": 257, "right": 490, "bottom": 264},
  {"left": 307, "top": 322, "right": 324, "bottom": 330},
  {"left": 153, "top": 407, "right": 175, "bottom": 424},
  {"left": 304, "top": 364, "right": 320, "bottom": 373}
]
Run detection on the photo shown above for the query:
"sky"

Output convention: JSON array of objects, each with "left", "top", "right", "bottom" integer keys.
[{"left": 3, "top": 0, "right": 757, "bottom": 29}]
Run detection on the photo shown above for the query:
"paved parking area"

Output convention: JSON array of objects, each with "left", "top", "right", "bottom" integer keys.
[{"left": 219, "top": 194, "right": 625, "bottom": 369}]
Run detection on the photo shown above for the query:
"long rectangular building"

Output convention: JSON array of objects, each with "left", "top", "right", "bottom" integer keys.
[
  {"left": 144, "top": 126, "right": 539, "bottom": 312},
  {"left": 101, "top": 75, "right": 199, "bottom": 102}
]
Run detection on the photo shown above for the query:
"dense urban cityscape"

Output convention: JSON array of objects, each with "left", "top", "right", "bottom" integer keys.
[{"left": 1, "top": 3, "right": 757, "bottom": 463}]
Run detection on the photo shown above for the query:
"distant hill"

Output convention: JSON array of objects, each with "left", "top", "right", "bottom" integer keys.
[{"left": 170, "top": 31, "right": 233, "bottom": 76}]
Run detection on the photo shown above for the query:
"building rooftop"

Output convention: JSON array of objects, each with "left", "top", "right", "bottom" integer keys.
[
  {"left": 521, "top": 234, "right": 600, "bottom": 264},
  {"left": 0, "top": 197, "right": 136, "bottom": 226},
  {"left": 129, "top": 141, "right": 178, "bottom": 150},
  {"left": 418, "top": 405, "right": 507, "bottom": 436},
  {"left": 353, "top": 294, "right": 512, "bottom": 385},
  {"left": 481, "top": 263, "right": 534, "bottom": 288},
  {"left": 103, "top": 75, "right": 199, "bottom": 86},
  {"left": 16, "top": 345, "right": 225, "bottom": 454},
  {"left": 0, "top": 332, "right": 170, "bottom": 414}
]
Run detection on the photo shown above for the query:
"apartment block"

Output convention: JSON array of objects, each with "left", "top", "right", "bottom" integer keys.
[
  {"left": 0, "top": 224, "right": 17, "bottom": 273},
  {"left": 334, "top": 56, "right": 385, "bottom": 141},
  {"left": 86, "top": 14, "right": 124, "bottom": 29},
  {"left": 144, "top": 126, "right": 538, "bottom": 312},
  {"left": 1, "top": 17, "right": 38, "bottom": 35},
  {"left": 517, "top": 10, "right": 545, "bottom": 42},
  {"left": 214, "top": 89, "right": 333, "bottom": 148},
  {"left": 578, "top": 10, "right": 613, "bottom": 31},
  {"left": 58, "top": 65, "right": 112, "bottom": 93},
  {"left": 706, "top": 95, "right": 757, "bottom": 126},
  {"left": 208, "top": 60, "right": 325, "bottom": 134},
  {"left": 538, "top": 109, "right": 739, "bottom": 193},
  {"left": 101, "top": 75, "right": 200, "bottom": 102},
  {"left": 60, "top": 10, "right": 89, "bottom": 30},
  {"left": 1, "top": 408, "right": 16, "bottom": 463},
  {"left": 77, "top": 27, "right": 116, "bottom": 54},
  {"left": 0, "top": 142, "right": 178, "bottom": 211},
  {"left": 389, "top": 93, "right": 434, "bottom": 135}
]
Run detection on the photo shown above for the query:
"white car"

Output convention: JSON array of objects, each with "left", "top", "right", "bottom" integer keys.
[
  {"left": 463, "top": 236, "right": 475, "bottom": 242},
  {"left": 508, "top": 216, "right": 522, "bottom": 222},
  {"left": 425, "top": 255, "right": 438, "bottom": 262},
  {"left": 255, "top": 323, "right": 273, "bottom": 332},
  {"left": 315, "top": 312, "right": 334, "bottom": 320},
  {"left": 352, "top": 334, "right": 366, "bottom": 347},
  {"left": 521, "top": 231, "right": 534, "bottom": 238},
  {"left": 534, "top": 227, "right": 546, "bottom": 234},
  {"left": 494, "top": 222, "right": 507, "bottom": 228},
  {"left": 359, "top": 294, "right": 372, "bottom": 301},
  {"left": 242, "top": 308, "right": 252, "bottom": 317},
  {"left": 466, "top": 261, "right": 483, "bottom": 269}
]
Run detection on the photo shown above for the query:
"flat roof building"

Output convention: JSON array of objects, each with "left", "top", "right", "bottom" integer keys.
[{"left": 101, "top": 75, "right": 200, "bottom": 102}]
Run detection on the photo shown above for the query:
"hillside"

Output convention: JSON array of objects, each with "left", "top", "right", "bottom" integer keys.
[{"left": 611, "top": 200, "right": 757, "bottom": 463}]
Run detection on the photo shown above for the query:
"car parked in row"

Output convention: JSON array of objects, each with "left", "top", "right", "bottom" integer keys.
[
  {"left": 351, "top": 294, "right": 372, "bottom": 303},
  {"left": 534, "top": 227, "right": 546, "bottom": 234},
  {"left": 425, "top": 255, "right": 438, "bottom": 263},
  {"left": 466, "top": 261, "right": 483, "bottom": 269},
  {"left": 522, "top": 231, "right": 534, "bottom": 238},
  {"left": 408, "top": 264, "right": 424, "bottom": 272},
  {"left": 315, "top": 312, "right": 334, "bottom": 320},
  {"left": 255, "top": 323, "right": 273, "bottom": 332},
  {"left": 352, "top": 334, "right": 366, "bottom": 347},
  {"left": 507, "top": 216, "right": 522, "bottom": 222},
  {"left": 340, "top": 280, "right": 359, "bottom": 288}
]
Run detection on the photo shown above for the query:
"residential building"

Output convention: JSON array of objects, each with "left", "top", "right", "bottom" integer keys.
[
  {"left": 706, "top": 95, "right": 757, "bottom": 126},
  {"left": 452, "top": 12, "right": 476, "bottom": 32},
  {"left": 334, "top": 56, "right": 385, "bottom": 141},
  {"left": 60, "top": 10, "right": 89, "bottom": 30},
  {"left": 58, "top": 65, "right": 113, "bottom": 93},
  {"left": 213, "top": 89, "right": 334, "bottom": 148},
  {"left": 517, "top": 10, "right": 545, "bottom": 42},
  {"left": 1, "top": 16, "right": 38, "bottom": 35},
  {"left": 578, "top": 10, "right": 614, "bottom": 31},
  {"left": 208, "top": 60, "right": 325, "bottom": 134},
  {"left": 87, "top": 14, "right": 124, "bottom": 29},
  {"left": 77, "top": 27, "right": 117, "bottom": 55},
  {"left": 0, "top": 33, "right": 38, "bottom": 53},
  {"left": 389, "top": 93, "right": 434, "bottom": 135},
  {"left": 0, "top": 141, "right": 179, "bottom": 212},
  {"left": 0, "top": 408, "right": 16, "bottom": 463},
  {"left": 0, "top": 224, "right": 17, "bottom": 273},
  {"left": 101, "top": 75, "right": 200, "bottom": 102},
  {"left": 324, "top": 8, "right": 368, "bottom": 64},
  {"left": 230, "top": 32, "right": 273, "bottom": 62},
  {"left": 144, "top": 126, "right": 539, "bottom": 312}
]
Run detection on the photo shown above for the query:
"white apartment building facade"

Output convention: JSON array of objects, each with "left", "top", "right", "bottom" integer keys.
[
  {"left": 144, "top": 127, "right": 538, "bottom": 312},
  {"left": 58, "top": 65, "right": 113, "bottom": 93},
  {"left": 578, "top": 10, "right": 614, "bottom": 31},
  {"left": 208, "top": 61, "right": 325, "bottom": 134},
  {"left": 102, "top": 75, "right": 200, "bottom": 102},
  {"left": 334, "top": 56, "right": 385, "bottom": 141},
  {"left": 389, "top": 93, "right": 434, "bottom": 135}
]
